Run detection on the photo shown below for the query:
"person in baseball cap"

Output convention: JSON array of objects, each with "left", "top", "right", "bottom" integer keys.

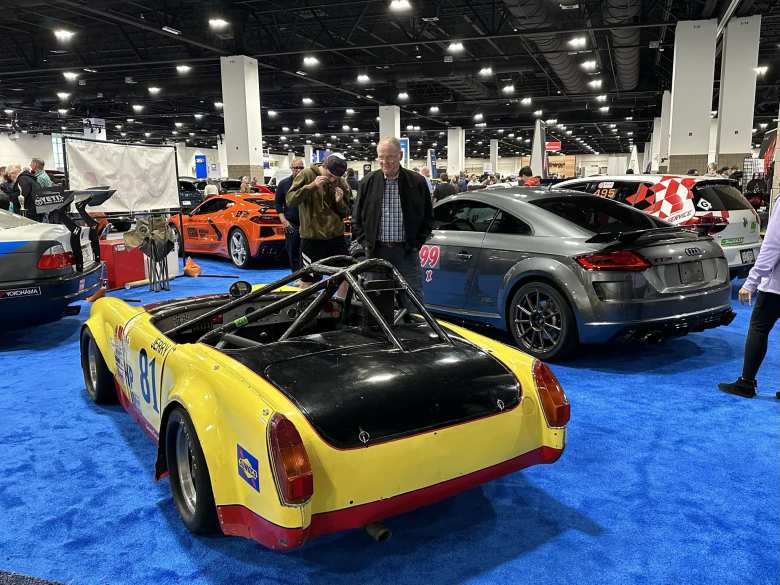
[{"left": 286, "top": 152, "right": 353, "bottom": 287}]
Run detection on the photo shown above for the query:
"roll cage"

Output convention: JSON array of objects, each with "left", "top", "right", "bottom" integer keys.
[{"left": 163, "top": 256, "right": 454, "bottom": 352}]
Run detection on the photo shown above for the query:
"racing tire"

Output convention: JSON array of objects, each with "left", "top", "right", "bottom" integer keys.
[
  {"left": 508, "top": 281, "right": 577, "bottom": 361},
  {"left": 80, "top": 328, "right": 118, "bottom": 404},
  {"left": 228, "top": 228, "right": 252, "bottom": 269},
  {"left": 165, "top": 408, "right": 219, "bottom": 535}
]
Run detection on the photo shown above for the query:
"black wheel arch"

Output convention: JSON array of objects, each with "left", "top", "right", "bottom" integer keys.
[{"left": 504, "top": 274, "right": 581, "bottom": 343}]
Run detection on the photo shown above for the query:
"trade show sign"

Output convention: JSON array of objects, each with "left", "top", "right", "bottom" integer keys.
[
  {"left": 194, "top": 155, "right": 207, "bottom": 179},
  {"left": 399, "top": 137, "right": 410, "bottom": 168},
  {"left": 545, "top": 140, "right": 562, "bottom": 152}
]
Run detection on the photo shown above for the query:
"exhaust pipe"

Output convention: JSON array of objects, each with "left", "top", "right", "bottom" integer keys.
[{"left": 364, "top": 522, "right": 392, "bottom": 543}]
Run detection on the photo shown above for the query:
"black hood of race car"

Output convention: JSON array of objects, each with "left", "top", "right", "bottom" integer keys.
[{"left": 226, "top": 325, "right": 521, "bottom": 449}]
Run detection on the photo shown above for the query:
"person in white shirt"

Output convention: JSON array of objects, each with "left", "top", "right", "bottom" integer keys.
[
  {"left": 719, "top": 196, "right": 780, "bottom": 399},
  {"left": 203, "top": 182, "right": 219, "bottom": 198}
]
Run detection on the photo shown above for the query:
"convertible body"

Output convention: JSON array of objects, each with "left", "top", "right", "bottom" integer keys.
[{"left": 81, "top": 258, "right": 569, "bottom": 549}]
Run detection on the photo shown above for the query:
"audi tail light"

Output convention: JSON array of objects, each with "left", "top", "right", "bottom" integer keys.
[
  {"left": 575, "top": 250, "right": 650, "bottom": 271},
  {"left": 37, "top": 244, "right": 75, "bottom": 270},
  {"left": 532, "top": 360, "right": 570, "bottom": 428},
  {"left": 268, "top": 413, "right": 313, "bottom": 506}
]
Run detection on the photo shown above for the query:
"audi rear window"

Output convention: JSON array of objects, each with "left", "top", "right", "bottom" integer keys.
[
  {"left": 531, "top": 196, "right": 665, "bottom": 234},
  {"left": 693, "top": 182, "right": 751, "bottom": 211}
]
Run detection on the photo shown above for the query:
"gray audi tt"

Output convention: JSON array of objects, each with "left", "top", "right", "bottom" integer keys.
[{"left": 422, "top": 187, "right": 735, "bottom": 360}]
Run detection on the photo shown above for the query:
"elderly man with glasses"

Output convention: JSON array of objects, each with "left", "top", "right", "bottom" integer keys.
[{"left": 275, "top": 158, "right": 306, "bottom": 271}]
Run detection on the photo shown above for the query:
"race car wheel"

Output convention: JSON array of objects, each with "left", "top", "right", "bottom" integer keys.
[
  {"left": 509, "top": 281, "right": 577, "bottom": 361},
  {"left": 80, "top": 328, "right": 118, "bottom": 404},
  {"left": 228, "top": 228, "right": 251, "bottom": 268},
  {"left": 165, "top": 408, "right": 219, "bottom": 534}
]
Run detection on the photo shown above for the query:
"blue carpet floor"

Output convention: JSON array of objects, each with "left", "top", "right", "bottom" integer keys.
[{"left": 0, "top": 256, "right": 777, "bottom": 585}]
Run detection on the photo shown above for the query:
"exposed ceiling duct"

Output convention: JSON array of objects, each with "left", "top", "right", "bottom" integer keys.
[
  {"left": 603, "top": 0, "right": 641, "bottom": 91},
  {"left": 502, "top": 0, "right": 589, "bottom": 94}
]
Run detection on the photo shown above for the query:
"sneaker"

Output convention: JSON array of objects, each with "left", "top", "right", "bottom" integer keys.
[{"left": 718, "top": 378, "right": 757, "bottom": 398}]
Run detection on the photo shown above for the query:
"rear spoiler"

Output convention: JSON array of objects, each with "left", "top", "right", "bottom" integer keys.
[{"left": 586, "top": 225, "right": 706, "bottom": 244}]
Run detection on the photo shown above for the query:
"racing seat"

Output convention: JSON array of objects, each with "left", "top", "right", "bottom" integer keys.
[{"left": 359, "top": 277, "right": 404, "bottom": 329}]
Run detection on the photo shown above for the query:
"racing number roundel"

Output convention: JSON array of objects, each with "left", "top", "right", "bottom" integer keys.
[{"left": 419, "top": 245, "right": 440, "bottom": 283}]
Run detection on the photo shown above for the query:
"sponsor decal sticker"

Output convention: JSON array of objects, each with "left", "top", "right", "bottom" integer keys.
[
  {"left": 720, "top": 237, "right": 744, "bottom": 247},
  {"left": 237, "top": 444, "right": 260, "bottom": 491},
  {"left": 0, "top": 286, "right": 42, "bottom": 299},
  {"left": 597, "top": 181, "right": 615, "bottom": 189}
]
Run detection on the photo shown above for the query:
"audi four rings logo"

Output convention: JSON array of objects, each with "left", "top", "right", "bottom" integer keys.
[{"left": 685, "top": 248, "right": 703, "bottom": 256}]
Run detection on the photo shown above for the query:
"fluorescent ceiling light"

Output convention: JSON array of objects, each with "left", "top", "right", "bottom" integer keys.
[
  {"left": 54, "top": 29, "right": 75, "bottom": 41},
  {"left": 754, "top": 66, "right": 768, "bottom": 76},
  {"left": 174, "top": 122, "right": 183, "bottom": 128},
  {"left": 760, "top": 122, "right": 768, "bottom": 129},
  {"left": 305, "top": 118, "right": 315, "bottom": 126},
  {"left": 57, "top": 108, "right": 68, "bottom": 114},
  {"left": 162, "top": 26, "right": 181, "bottom": 35},
  {"left": 63, "top": 71, "right": 78, "bottom": 81},
  {"left": 282, "top": 126, "right": 290, "bottom": 132},
  {"left": 3, "top": 109, "right": 13, "bottom": 114},
  {"left": 114, "top": 124, "right": 122, "bottom": 130},
  {"left": 596, "top": 94, "right": 607, "bottom": 102},
  {"left": 303, "top": 56, "right": 319, "bottom": 67},
  {"left": 194, "top": 114, "right": 203, "bottom": 119},
  {"left": 144, "top": 132, "right": 151, "bottom": 137},
  {"left": 429, "top": 106, "right": 440, "bottom": 113},
  {"left": 533, "top": 110, "right": 543, "bottom": 116},
  {"left": 57, "top": 92, "right": 71, "bottom": 100},
  {"left": 545, "top": 118, "right": 557, "bottom": 124},
  {"left": 346, "top": 108, "right": 355, "bottom": 114},
  {"left": 581, "top": 60, "right": 597, "bottom": 70},
  {"left": 473, "top": 113, "right": 484, "bottom": 121},
  {"left": 176, "top": 65, "right": 192, "bottom": 74},
  {"left": 478, "top": 67, "right": 493, "bottom": 77},
  {"left": 521, "top": 97, "right": 532, "bottom": 106},
  {"left": 397, "top": 92, "right": 409, "bottom": 100},
  {"left": 568, "top": 36, "right": 587, "bottom": 49},
  {"left": 342, "top": 124, "right": 351, "bottom": 131},
  {"left": 302, "top": 97, "right": 314, "bottom": 105},
  {"left": 389, "top": 0, "right": 412, "bottom": 11},
  {"left": 267, "top": 110, "right": 277, "bottom": 117},
  {"left": 148, "top": 87, "right": 161, "bottom": 95},
  {"left": 357, "top": 74, "right": 370, "bottom": 83},
  {"left": 625, "top": 116, "right": 633, "bottom": 121},
  {"left": 209, "top": 18, "right": 229, "bottom": 29},
  {"left": 132, "top": 104, "right": 144, "bottom": 112},
  {"left": 214, "top": 102, "right": 223, "bottom": 108},
  {"left": 588, "top": 79, "right": 603, "bottom": 88},
  {"left": 502, "top": 84, "right": 515, "bottom": 94},
  {"left": 447, "top": 41, "right": 464, "bottom": 53}
]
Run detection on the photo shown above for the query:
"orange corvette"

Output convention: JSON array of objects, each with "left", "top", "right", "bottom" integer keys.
[{"left": 170, "top": 193, "right": 285, "bottom": 268}]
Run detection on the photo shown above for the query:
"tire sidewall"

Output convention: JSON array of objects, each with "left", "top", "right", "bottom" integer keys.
[
  {"left": 80, "top": 328, "right": 117, "bottom": 404},
  {"left": 509, "top": 282, "right": 577, "bottom": 361},
  {"left": 165, "top": 408, "right": 219, "bottom": 534},
  {"left": 228, "top": 228, "right": 250, "bottom": 268}
]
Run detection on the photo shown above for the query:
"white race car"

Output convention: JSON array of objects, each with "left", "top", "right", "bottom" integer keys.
[{"left": 556, "top": 174, "right": 761, "bottom": 278}]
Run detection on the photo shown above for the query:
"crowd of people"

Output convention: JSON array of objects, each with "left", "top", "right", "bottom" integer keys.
[{"left": 0, "top": 158, "right": 55, "bottom": 221}]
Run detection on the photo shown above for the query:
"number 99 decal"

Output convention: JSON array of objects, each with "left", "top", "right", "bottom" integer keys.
[{"left": 419, "top": 245, "right": 441, "bottom": 269}]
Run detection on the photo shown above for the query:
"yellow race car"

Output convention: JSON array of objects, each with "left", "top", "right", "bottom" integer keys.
[{"left": 80, "top": 256, "right": 569, "bottom": 550}]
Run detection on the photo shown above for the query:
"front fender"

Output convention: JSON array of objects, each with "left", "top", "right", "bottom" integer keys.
[
  {"left": 498, "top": 256, "right": 591, "bottom": 331},
  {"left": 83, "top": 297, "right": 145, "bottom": 375}
]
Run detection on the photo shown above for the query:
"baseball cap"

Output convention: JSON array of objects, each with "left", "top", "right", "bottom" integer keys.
[{"left": 324, "top": 153, "right": 348, "bottom": 177}]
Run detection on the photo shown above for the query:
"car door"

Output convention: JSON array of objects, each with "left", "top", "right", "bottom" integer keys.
[
  {"left": 424, "top": 199, "right": 497, "bottom": 310},
  {"left": 467, "top": 208, "right": 534, "bottom": 316},
  {"left": 186, "top": 197, "right": 231, "bottom": 252}
]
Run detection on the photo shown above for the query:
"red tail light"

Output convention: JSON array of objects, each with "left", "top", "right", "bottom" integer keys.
[
  {"left": 250, "top": 215, "right": 279, "bottom": 225},
  {"left": 268, "top": 413, "right": 313, "bottom": 506},
  {"left": 575, "top": 250, "right": 650, "bottom": 271},
  {"left": 681, "top": 215, "right": 728, "bottom": 235},
  {"left": 533, "top": 360, "right": 570, "bottom": 428},
  {"left": 37, "top": 245, "right": 75, "bottom": 270}
]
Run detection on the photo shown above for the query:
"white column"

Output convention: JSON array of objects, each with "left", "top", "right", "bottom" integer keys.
[
  {"left": 717, "top": 15, "right": 761, "bottom": 165},
  {"left": 220, "top": 55, "right": 263, "bottom": 180},
  {"left": 304, "top": 144, "right": 314, "bottom": 165},
  {"left": 174, "top": 142, "right": 189, "bottom": 176},
  {"left": 379, "top": 105, "right": 400, "bottom": 139},
  {"left": 650, "top": 117, "right": 662, "bottom": 172},
  {"left": 668, "top": 20, "right": 717, "bottom": 173},
  {"left": 489, "top": 139, "right": 499, "bottom": 175},
  {"left": 530, "top": 119, "right": 546, "bottom": 177},
  {"left": 83, "top": 118, "right": 106, "bottom": 141},
  {"left": 641, "top": 142, "right": 651, "bottom": 173},
  {"left": 629, "top": 145, "right": 640, "bottom": 172},
  {"left": 659, "top": 92, "right": 672, "bottom": 169},
  {"left": 708, "top": 118, "right": 719, "bottom": 164},
  {"left": 446, "top": 127, "right": 465, "bottom": 175},
  {"left": 216, "top": 135, "right": 228, "bottom": 177}
]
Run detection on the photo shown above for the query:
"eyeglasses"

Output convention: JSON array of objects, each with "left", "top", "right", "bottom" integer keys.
[{"left": 291, "top": 166, "right": 304, "bottom": 170}]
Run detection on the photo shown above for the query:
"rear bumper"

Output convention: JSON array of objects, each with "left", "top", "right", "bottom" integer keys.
[
  {"left": 253, "top": 238, "right": 286, "bottom": 257},
  {"left": 721, "top": 242, "right": 761, "bottom": 273},
  {"left": 218, "top": 445, "right": 563, "bottom": 550},
  {"left": 583, "top": 304, "right": 735, "bottom": 343},
  {"left": 0, "top": 262, "right": 102, "bottom": 328}
]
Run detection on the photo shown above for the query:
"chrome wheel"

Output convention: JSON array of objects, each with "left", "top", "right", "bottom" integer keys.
[
  {"left": 229, "top": 231, "right": 248, "bottom": 267},
  {"left": 513, "top": 290, "right": 563, "bottom": 353},
  {"left": 175, "top": 424, "right": 198, "bottom": 516},
  {"left": 86, "top": 337, "right": 99, "bottom": 390}
]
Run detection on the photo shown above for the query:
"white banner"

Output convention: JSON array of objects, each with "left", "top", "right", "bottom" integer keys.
[{"left": 65, "top": 139, "right": 179, "bottom": 212}]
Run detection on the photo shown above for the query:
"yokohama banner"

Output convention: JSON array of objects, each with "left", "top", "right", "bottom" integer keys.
[{"left": 65, "top": 138, "right": 179, "bottom": 212}]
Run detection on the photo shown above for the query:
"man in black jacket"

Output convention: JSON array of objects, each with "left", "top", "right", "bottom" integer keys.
[
  {"left": 7, "top": 165, "right": 42, "bottom": 220},
  {"left": 352, "top": 136, "right": 434, "bottom": 301},
  {"left": 274, "top": 158, "right": 305, "bottom": 271},
  {"left": 432, "top": 173, "right": 458, "bottom": 202}
]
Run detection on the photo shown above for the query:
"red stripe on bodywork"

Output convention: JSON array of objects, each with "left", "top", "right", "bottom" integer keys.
[
  {"left": 114, "top": 379, "right": 159, "bottom": 442},
  {"left": 218, "top": 445, "right": 562, "bottom": 550}
]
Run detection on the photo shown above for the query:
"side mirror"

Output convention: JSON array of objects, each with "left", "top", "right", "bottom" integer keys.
[{"left": 229, "top": 280, "right": 252, "bottom": 299}]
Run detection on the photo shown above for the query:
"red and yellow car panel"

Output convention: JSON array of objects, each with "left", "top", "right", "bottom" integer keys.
[{"left": 170, "top": 193, "right": 285, "bottom": 266}]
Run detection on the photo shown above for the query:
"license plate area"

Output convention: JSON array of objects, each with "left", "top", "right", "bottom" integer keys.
[
  {"left": 679, "top": 261, "right": 704, "bottom": 285},
  {"left": 740, "top": 249, "right": 755, "bottom": 264}
]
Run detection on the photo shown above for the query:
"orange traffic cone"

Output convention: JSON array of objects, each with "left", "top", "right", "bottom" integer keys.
[
  {"left": 183, "top": 256, "right": 202, "bottom": 277},
  {"left": 86, "top": 287, "right": 106, "bottom": 302}
]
